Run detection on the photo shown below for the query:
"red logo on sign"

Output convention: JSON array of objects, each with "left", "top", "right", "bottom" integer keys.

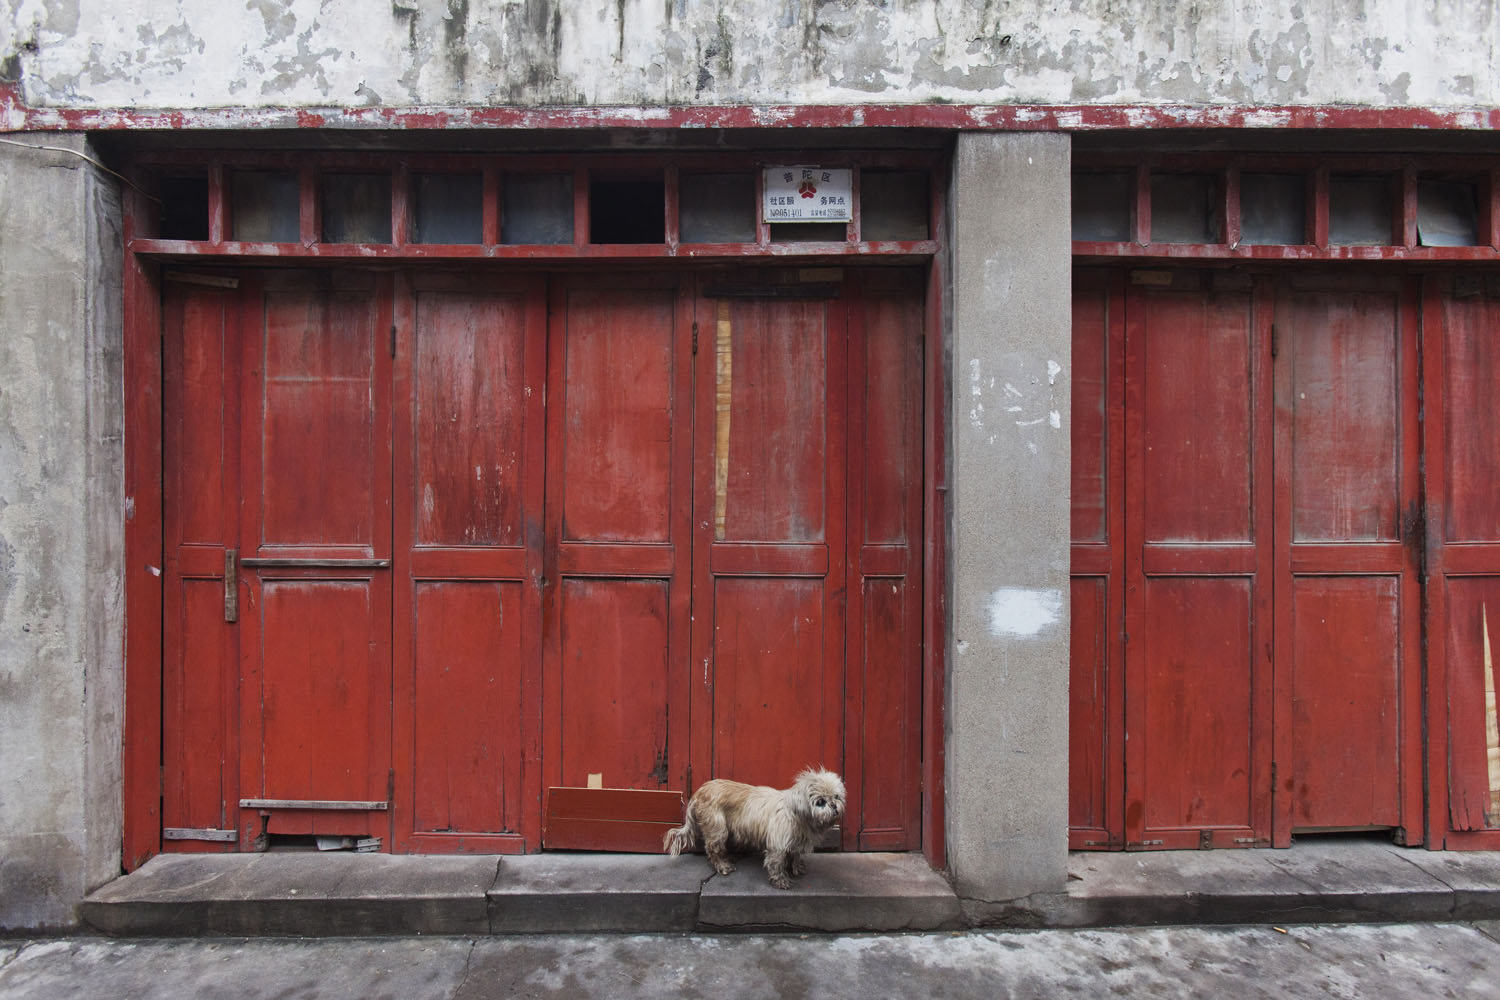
[{"left": 798, "top": 180, "right": 817, "bottom": 199}]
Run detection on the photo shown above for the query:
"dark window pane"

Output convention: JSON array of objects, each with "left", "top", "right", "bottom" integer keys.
[
  {"left": 1240, "top": 173, "right": 1306, "bottom": 245},
  {"left": 413, "top": 172, "right": 483, "bottom": 244},
  {"left": 1072, "top": 170, "right": 1132, "bottom": 242},
  {"left": 1150, "top": 173, "right": 1220, "bottom": 244},
  {"left": 232, "top": 170, "right": 299, "bottom": 242},
  {"left": 861, "top": 170, "right": 929, "bottom": 241},
  {"left": 502, "top": 173, "right": 573, "bottom": 245},
  {"left": 589, "top": 176, "right": 665, "bottom": 244},
  {"left": 1329, "top": 175, "right": 1394, "bottom": 246},
  {"left": 322, "top": 173, "right": 391, "bottom": 243},
  {"left": 680, "top": 173, "right": 755, "bottom": 243},
  {"left": 158, "top": 173, "right": 209, "bottom": 241},
  {"left": 1417, "top": 179, "right": 1480, "bottom": 247},
  {"left": 769, "top": 222, "right": 848, "bottom": 242}
]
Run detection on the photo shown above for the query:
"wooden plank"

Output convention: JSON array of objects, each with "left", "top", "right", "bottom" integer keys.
[
  {"left": 546, "top": 787, "right": 684, "bottom": 821},
  {"left": 544, "top": 786, "right": 684, "bottom": 850}
]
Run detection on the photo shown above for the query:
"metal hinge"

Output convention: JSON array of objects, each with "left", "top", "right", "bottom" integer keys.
[
  {"left": 691, "top": 321, "right": 698, "bottom": 355},
  {"left": 390, "top": 324, "right": 397, "bottom": 358},
  {"left": 1270, "top": 323, "right": 1279, "bottom": 359},
  {"left": 1199, "top": 829, "right": 1214, "bottom": 850},
  {"left": 164, "top": 827, "right": 237, "bottom": 843}
]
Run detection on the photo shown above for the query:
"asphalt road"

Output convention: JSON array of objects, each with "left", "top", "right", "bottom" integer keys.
[{"left": 3, "top": 922, "right": 1499, "bottom": 999}]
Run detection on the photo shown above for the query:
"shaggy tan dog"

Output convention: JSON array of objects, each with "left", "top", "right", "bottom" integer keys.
[{"left": 663, "top": 768, "right": 846, "bottom": 889}]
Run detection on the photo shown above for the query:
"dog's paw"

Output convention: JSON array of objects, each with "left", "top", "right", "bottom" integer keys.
[
  {"left": 712, "top": 861, "right": 736, "bottom": 876},
  {"left": 769, "top": 875, "right": 793, "bottom": 890},
  {"left": 790, "top": 858, "right": 807, "bottom": 877}
]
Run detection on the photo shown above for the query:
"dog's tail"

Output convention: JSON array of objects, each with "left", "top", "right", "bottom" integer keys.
[{"left": 662, "top": 808, "right": 699, "bottom": 855}]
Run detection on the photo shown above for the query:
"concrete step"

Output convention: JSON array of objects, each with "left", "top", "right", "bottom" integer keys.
[
  {"left": 79, "top": 841, "right": 1500, "bottom": 936},
  {"left": 970, "top": 840, "right": 1500, "bottom": 928},
  {"left": 79, "top": 852, "right": 963, "bottom": 937}
]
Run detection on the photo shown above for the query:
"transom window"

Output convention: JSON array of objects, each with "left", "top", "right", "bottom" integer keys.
[
  {"left": 131, "top": 152, "right": 938, "bottom": 259},
  {"left": 1073, "top": 155, "right": 1499, "bottom": 260}
]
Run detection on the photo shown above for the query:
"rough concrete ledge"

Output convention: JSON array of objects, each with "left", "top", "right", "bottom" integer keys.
[
  {"left": 488, "top": 854, "right": 706, "bottom": 933},
  {"left": 77, "top": 843, "right": 1500, "bottom": 937},
  {"left": 964, "top": 841, "right": 1500, "bottom": 929},
  {"left": 697, "top": 853, "right": 964, "bottom": 932},
  {"left": 77, "top": 854, "right": 498, "bottom": 937},
  {"left": 78, "top": 852, "right": 957, "bottom": 937}
]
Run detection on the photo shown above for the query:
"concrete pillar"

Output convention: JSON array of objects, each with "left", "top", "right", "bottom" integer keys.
[
  {"left": 0, "top": 134, "right": 124, "bottom": 930},
  {"left": 946, "top": 131, "right": 1071, "bottom": 907}
]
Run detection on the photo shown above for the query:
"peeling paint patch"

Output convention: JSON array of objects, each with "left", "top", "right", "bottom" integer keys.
[
  {"left": 1047, "top": 360, "right": 1061, "bottom": 385},
  {"left": 987, "top": 587, "right": 1062, "bottom": 638}
]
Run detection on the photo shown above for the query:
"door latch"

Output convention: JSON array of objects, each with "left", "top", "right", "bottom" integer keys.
[{"left": 224, "top": 548, "right": 238, "bottom": 623}]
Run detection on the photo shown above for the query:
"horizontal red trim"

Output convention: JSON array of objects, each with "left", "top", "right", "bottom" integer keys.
[
  {"left": 5, "top": 86, "right": 1499, "bottom": 133},
  {"left": 129, "top": 238, "right": 939, "bottom": 260},
  {"left": 1076, "top": 242, "right": 1500, "bottom": 261}
]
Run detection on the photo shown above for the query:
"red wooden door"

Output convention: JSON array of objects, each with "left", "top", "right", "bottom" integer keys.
[
  {"left": 1069, "top": 269, "right": 1126, "bottom": 850},
  {"left": 160, "top": 266, "right": 926, "bottom": 856},
  {"left": 161, "top": 276, "right": 242, "bottom": 851},
  {"left": 1072, "top": 268, "right": 1424, "bottom": 850},
  {"left": 1271, "top": 275, "right": 1422, "bottom": 844},
  {"left": 845, "top": 274, "right": 926, "bottom": 851},
  {"left": 235, "top": 271, "right": 394, "bottom": 844},
  {"left": 390, "top": 273, "right": 547, "bottom": 853},
  {"left": 690, "top": 282, "right": 849, "bottom": 815},
  {"left": 539, "top": 275, "right": 695, "bottom": 847},
  {"left": 1426, "top": 277, "right": 1500, "bottom": 848},
  {"left": 1123, "top": 272, "right": 1274, "bottom": 850}
]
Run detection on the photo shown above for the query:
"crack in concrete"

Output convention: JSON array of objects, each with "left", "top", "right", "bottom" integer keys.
[
  {"left": 1264, "top": 857, "right": 1327, "bottom": 896},
  {"left": 1384, "top": 848, "right": 1460, "bottom": 919},
  {"left": 1386, "top": 847, "right": 1457, "bottom": 892},
  {"left": 483, "top": 857, "right": 506, "bottom": 935},
  {"left": 1473, "top": 922, "right": 1500, "bottom": 947},
  {"left": 450, "top": 938, "right": 478, "bottom": 999}
]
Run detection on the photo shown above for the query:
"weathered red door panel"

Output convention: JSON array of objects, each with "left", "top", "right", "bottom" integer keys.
[
  {"left": 845, "top": 273, "right": 925, "bottom": 850},
  {"left": 1426, "top": 283, "right": 1500, "bottom": 847},
  {"left": 161, "top": 265, "right": 926, "bottom": 857},
  {"left": 540, "top": 275, "right": 693, "bottom": 850},
  {"left": 1123, "top": 275, "right": 1272, "bottom": 849},
  {"left": 392, "top": 274, "right": 544, "bottom": 853},
  {"left": 691, "top": 283, "right": 850, "bottom": 842},
  {"left": 161, "top": 281, "right": 240, "bottom": 852},
  {"left": 237, "top": 272, "right": 393, "bottom": 845},
  {"left": 1068, "top": 269, "right": 1126, "bottom": 849},
  {"left": 1272, "top": 279, "right": 1420, "bottom": 844},
  {"left": 1077, "top": 269, "right": 1425, "bottom": 851}
]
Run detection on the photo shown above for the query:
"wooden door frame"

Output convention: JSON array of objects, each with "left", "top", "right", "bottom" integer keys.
[{"left": 124, "top": 253, "right": 947, "bottom": 872}]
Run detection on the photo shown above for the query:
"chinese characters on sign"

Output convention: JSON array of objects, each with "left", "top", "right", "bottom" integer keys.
[{"left": 763, "top": 166, "right": 853, "bottom": 223}]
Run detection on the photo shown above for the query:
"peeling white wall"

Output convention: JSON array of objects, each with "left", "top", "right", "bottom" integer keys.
[{"left": 1, "top": 0, "right": 1494, "bottom": 111}]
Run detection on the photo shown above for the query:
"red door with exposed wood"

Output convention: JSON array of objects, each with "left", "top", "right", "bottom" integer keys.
[
  {"left": 1071, "top": 267, "right": 1423, "bottom": 850},
  {"left": 1426, "top": 276, "right": 1500, "bottom": 848},
  {"left": 160, "top": 266, "right": 926, "bottom": 855}
]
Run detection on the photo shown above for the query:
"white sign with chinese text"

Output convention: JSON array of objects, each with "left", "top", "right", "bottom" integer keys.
[{"left": 763, "top": 166, "right": 853, "bottom": 223}]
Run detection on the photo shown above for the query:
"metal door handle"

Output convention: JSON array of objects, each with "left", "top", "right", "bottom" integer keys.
[{"left": 224, "top": 548, "right": 237, "bottom": 623}]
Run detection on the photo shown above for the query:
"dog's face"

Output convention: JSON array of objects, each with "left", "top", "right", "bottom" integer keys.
[{"left": 793, "top": 768, "right": 846, "bottom": 829}]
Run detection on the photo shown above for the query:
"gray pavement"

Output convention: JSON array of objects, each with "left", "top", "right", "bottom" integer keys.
[{"left": 4, "top": 923, "right": 1500, "bottom": 999}]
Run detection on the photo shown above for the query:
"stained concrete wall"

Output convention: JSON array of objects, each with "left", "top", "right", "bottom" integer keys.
[
  {"left": 0, "top": 0, "right": 1494, "bottom": 113},
  {"left": 0, "top": 134, "right": 124, "bottom": 931},
  {"left": 947, "top": 131, "right": 1071, "bottom": 906}
]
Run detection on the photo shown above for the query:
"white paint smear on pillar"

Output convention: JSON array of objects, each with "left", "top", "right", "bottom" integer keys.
[{"left": 987, "top": 587, "right": 1063, "bottom": 637}]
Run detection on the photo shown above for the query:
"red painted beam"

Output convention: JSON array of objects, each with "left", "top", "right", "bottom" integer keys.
[{"left": 4, "top": 83, "right": 1499, "bottom": 133}]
